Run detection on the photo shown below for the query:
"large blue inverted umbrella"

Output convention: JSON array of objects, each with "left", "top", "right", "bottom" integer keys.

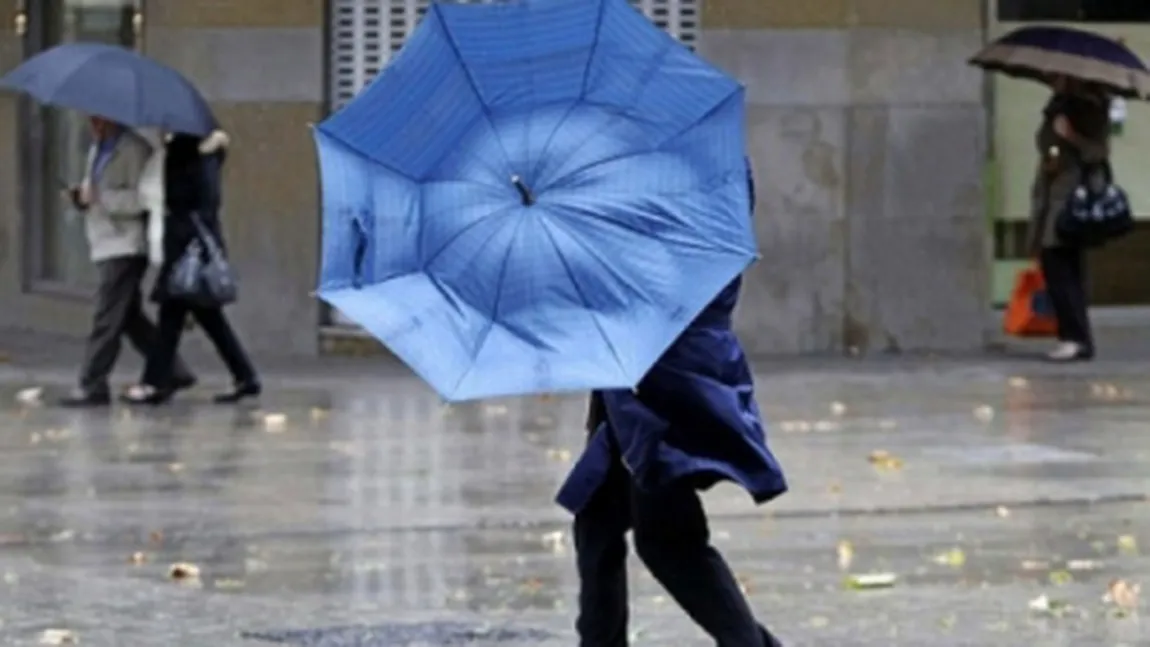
[
  {"left": 0, "top": 42, "right": 216, "bottom": 135},
  {"left": 315, "top": 0, "right": 756, "bottom": 402}
]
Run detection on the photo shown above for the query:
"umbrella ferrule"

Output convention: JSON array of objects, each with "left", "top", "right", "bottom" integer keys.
[{"left": 511, "top": 175, "right": 535, "bottom": 206}]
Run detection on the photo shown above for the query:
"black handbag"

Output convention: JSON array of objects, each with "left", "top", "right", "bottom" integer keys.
[
  {"left": 167, "top": 212, "right": 237, "bottom": 307},
  {"left": 1056, "top": 161, "right": 1134, "bottom": 248}
]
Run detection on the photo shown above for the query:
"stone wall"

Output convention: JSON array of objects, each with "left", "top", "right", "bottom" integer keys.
[{"left": 701, "top": 0, "right": 990, "bottom": 355}]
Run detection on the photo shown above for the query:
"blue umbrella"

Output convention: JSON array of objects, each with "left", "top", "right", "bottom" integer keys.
[
  {"left": 0, "top": 42, "right": 215, "bottom": 135},
  {"left": 315, "top": 0, "right": 756, "bottom": 402},
  {"left": 970, "top": 26, "right": 1150, "bottom": 99}
]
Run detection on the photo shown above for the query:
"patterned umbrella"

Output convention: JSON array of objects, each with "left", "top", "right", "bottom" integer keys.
[{"left": 970, "top": 26, "right": 1150, "bottom": 99}]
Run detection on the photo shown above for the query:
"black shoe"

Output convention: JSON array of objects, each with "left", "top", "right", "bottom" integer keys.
[
  {"left": 58, "top": 390, "right": 111, "bottom": 408},
  {"left": 213, "top": 382, "right": 261, "bottom": 404},
  {"left": 171, "top": 374, "right": 198, "bottom": 392},
  {"left": 119, "top": 385, "right": 174, "bottom": 406}
]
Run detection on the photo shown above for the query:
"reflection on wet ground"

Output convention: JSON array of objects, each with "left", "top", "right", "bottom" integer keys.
[{"left": 0, "top": 360, "right": 1145, "bottom": 645}]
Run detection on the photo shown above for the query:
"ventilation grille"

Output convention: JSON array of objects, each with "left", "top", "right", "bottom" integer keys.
[{"left": 329, "top": 0, "right": 701, "bottom": 109}]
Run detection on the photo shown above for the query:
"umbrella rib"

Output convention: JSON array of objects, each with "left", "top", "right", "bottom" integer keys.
[
  {"left": 432, "top": 7, "right": 515, "bottom": 178},
  {"left": 577, "top": 0, "right": 610, "bottom": 99},
  {"left": 422, "top": 203, "right": 519, "bottom": 270},
  {"left": 537, "top": 218, "right": 629, "bottom": 381},
  {"left": 448, "top": 217, "right": 528, "bottom": 396}
]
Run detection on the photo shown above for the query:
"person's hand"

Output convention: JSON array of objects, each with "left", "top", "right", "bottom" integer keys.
[{"left": 1053, "top": 115, "right": 1074, "bottom": 139}]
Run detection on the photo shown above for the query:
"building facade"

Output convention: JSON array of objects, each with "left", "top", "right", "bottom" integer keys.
[{"left": 3, "top": 0, "right": 1134, "bottom": 360}]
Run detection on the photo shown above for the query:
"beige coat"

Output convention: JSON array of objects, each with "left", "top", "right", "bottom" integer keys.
[
  {"left": 80, "top": 128, "right": 165, "bottom": 264},
  {"left": 1028, "top": 93, "right": 1110, "bottom": 252}
]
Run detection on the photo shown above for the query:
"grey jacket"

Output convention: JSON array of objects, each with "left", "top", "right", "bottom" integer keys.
[{"left": 80, "top": 129, "right": 163, "bottom": 263}]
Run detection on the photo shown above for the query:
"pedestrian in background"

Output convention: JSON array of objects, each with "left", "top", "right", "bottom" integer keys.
[
  {"left": 1029, "top": 74, "right": 1110, "bottom": 363},
  {"left": 122, "top": 130, "right": 260, "bottom": 405},
  {"left": 60, "top": 116, "right": 196, "bottom": 407}
]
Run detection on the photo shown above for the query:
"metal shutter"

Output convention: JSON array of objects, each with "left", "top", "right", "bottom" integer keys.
[{"left": 329, "top": 0, "right": 701, "bottom": 109}]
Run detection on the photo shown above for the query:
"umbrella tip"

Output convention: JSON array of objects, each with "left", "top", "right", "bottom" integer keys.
[{"left": 510, "top": 175, "right": 535, "bottom": 206}]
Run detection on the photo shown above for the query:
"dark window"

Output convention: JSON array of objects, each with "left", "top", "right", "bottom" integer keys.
[{"left": 998, "top": 0, "right": 1150, "bottom": 22}]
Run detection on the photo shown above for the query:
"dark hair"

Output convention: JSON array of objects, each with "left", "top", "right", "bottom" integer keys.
[{"left": 164, "top": 134, "right": 205, "bottom": 211}]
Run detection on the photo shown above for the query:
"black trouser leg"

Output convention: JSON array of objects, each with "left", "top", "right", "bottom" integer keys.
[
  {"left": 142, "top": 301, "right": 190, "bottom": 389},
  {"left": 632, "top": 478, "right": 779, "bottom": 647},
  {"left": 122, "top": 298, "right": 196, "bottom": 385},
  {"left": 79, "top": 256, "right": 148, "bottom": 395},
  {"left": 191, "top": 307, "right": 258, "bottom": 385},
  {"left": 1040, "top": 246, "right": 1093, "bottom": 350},
  {"left": 574, "top": 458, "right": 631, "bottom": 647}
]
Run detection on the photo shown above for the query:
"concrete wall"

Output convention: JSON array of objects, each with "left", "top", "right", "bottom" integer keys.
[
  {"left": 0, "top": 0, "right": 324, "bottom": 357},
  {"left": 701, "top": 0, "right": 990, "bottom": 355}
]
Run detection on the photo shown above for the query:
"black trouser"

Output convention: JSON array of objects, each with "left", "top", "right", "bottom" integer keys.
[
  {"left": 79, "top": 256, "right": 194, "bottom": 395},
  {"left": 141, "top": 301, "right": 257, "bottom": 390},
  {"left": 1040, "top": 246, "right": 1092, "bottom": 350},
  {"left": 574, "top": 453, "right": 781, "bottom": 647}
]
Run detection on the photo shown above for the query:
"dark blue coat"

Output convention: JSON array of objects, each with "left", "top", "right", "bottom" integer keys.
[{"left": 555, "top": 274, "right": 787, "bottom": 514}]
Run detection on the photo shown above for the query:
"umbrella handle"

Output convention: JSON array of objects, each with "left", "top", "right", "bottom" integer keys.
[{"left": 511, "top": 175, "right": 535, "bottom": 206}]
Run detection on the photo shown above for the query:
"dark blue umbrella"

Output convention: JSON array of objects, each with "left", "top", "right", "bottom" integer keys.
[
  {"left": 0, "top": 42, "right": 215, "bottom": 135},
  {"left": 970, "top": 26, "right": 1150, "bottom": 98}
]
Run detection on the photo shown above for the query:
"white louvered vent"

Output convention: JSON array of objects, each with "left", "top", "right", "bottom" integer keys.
[{"left": 329, "top": 0, "right": 701, "bottom": 109}]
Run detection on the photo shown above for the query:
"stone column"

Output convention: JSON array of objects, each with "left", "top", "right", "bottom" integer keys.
[{"left": 700, "top": 0, "right": 989, "bottom": 355}]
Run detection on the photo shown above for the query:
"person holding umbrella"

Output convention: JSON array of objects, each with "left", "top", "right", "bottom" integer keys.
[
  {"left": 1, "top": 43, "right": 224, "bottom": 401},
  {"left": 59, "top": 116, "right": 196, "bottom": 407},
  {"left": 971, "top": 26, "right": 1150, "bottom": 362}
]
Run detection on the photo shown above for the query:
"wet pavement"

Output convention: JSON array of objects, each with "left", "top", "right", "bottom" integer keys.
[{"left": 0, "top": 352, "right": 1146, "bottom": 645}]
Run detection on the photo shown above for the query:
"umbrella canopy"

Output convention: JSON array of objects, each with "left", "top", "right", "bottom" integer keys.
[
  {"left": 315, "top": 0, "right": 756, "bottom": 402},
  {"left": 970, "top": 25, "right": 1150, "bottom": 99},
  {"left": 0, "top": 42, "right": 215, "bottom": 135}
]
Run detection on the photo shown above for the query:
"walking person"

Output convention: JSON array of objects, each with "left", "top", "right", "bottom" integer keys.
[
  {"left": 1030, "top": 74, "right": 1111, "bottom": 362},
  {"left": 122, "top": 131, "right": 260, "bottom": 405},
  {"left": 556, "top": 164, "right": 787, "bottom": 647},
  {"left": 60, "top": 116, "right": 196, "bottom": 408}
]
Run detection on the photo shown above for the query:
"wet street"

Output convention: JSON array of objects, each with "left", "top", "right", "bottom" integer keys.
[{"left": 0, "top": 354, "right": 1146, "bottom": 646}]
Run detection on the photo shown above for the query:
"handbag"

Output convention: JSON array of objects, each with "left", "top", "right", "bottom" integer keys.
[
  {"left": 1003, "top": 266, "right": 1057, "bottom": 337},
  {"left": 166, "top": 212, "right": 237, "bottom": 307},
  {"left": 1056, "top": 161, "right": 1134, "bottom": 248}
]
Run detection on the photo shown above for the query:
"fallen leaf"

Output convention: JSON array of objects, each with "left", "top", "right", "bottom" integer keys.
[
  {"left": 167, "top": 462, "right": 185, "bottom": 473},
  {"left": 844, "top": 573, "right": 897, "bottom": 590},
  {"left": 49, "top": 529, "right": 75, "bottom": 543},
  {"left": 213, "top": 578, "right": 246, "bottom": 590},
  {"left": 149, "top": 530, "right": 164, "bottom": 545},
  {"left": 129, "top": 551, "right": 148, "bottom": 565},
  {"left": 39, "top": 629, "right": 77, "bottom": 645},
  {"left": 1104, "top": 579, "right": 1140, "bottom": 611},
  {"left": 829, "top": 402, "right": 847, "bottom": 417},
  {"left": 1067, "top": 559, "right": 1104, "bottom": 571},
  {"left": 262, "top": 413, "right": 288, "bottom": 432},
  {"left": 1007, "top": 377, "right": 1030, "bottom": 389},
  {"left": 1118, "top": 535, "right": 1139, "bottom": 554},
  {"left": 520, "top": 577, "right": 544, "bottom": 594},
  {"left": 541, "top": 530, "right": 566, "bottom": 554},
  {"left": 933, "top": 548, "right": 966, "bottom": 568},
  {"left": 995, "top": 506, "right": 1011, "bottom": 518},
  {"left": 808, "top": 616, "right": 829, "bottom": 628},
  {"left": 545, "top": 448, "right": 572, "bottom": 462},
  {"left": 1048, "top": 570, "right": 1074, "bottom": 586},
  {"left": 812, "top": 420, "right": 840, "bottom": 432},
  {"left": 867, "top": 450, "right": 903, "bottom": 470},
  {"left": 309, "top": 407, "right": 329, "bottom": 422},
  {"left": 836, "top": 540, "right": 854, "bottom": 570},
  {"left": 827, "top": 481, "right": 843, "bottom": 494},
  {"left": 168, "top": 562, "right": 201, "bottom": 582},
  {"left": 16, "top": 387, "right": 43, "bottom": 406},
  {"left": 1021, "top": 559, "right": 1051, "bottom": 571},
  {"left": 973, "top": 405, "right": 996, "bottom": 423},
  {"left": 483, "top": 404, "right": 509, "bottom": 417}
]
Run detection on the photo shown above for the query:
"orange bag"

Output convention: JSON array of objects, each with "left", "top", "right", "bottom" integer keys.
[{"left": 1003, "top": 266, "right": 1058, "bottom": 337}]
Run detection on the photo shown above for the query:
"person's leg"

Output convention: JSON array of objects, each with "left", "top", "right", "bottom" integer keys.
[
  {"left": 1040, "top": 247, "right": 1092, "bottom": 360},
  {"left": 67, "top": 257, "right": 143, "bottom": 406},
  {"left": 632, "top": 479, "right": 781, "bottom": 647},
  {"left": 574, "top": 457, "right": 632, "bottom": 647},
  {"left": 123, "top": 301, "right": 189, "bottom": 405},
  {"left": 117, "top": 261, "right": 197, "bottom": 390},
  {"left": 189, "top": 307, "right": 261, "bottom": 402}
]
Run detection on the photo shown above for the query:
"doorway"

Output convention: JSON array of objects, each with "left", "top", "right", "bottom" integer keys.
[{"left": 20, "top": 0, "right": 141, "bottom": 292}]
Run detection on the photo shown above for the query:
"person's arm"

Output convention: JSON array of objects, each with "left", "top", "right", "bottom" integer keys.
[
  {"left": 1053, "top": 97, "right": 1109, "bottom": 160},
  {"left": 96, "top": 146, "right": 148, "bottom": 218}
]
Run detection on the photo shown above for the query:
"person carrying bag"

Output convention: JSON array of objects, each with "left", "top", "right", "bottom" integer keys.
[{"left": 122, "top": 131, "right": 261, "bottom": 405}]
